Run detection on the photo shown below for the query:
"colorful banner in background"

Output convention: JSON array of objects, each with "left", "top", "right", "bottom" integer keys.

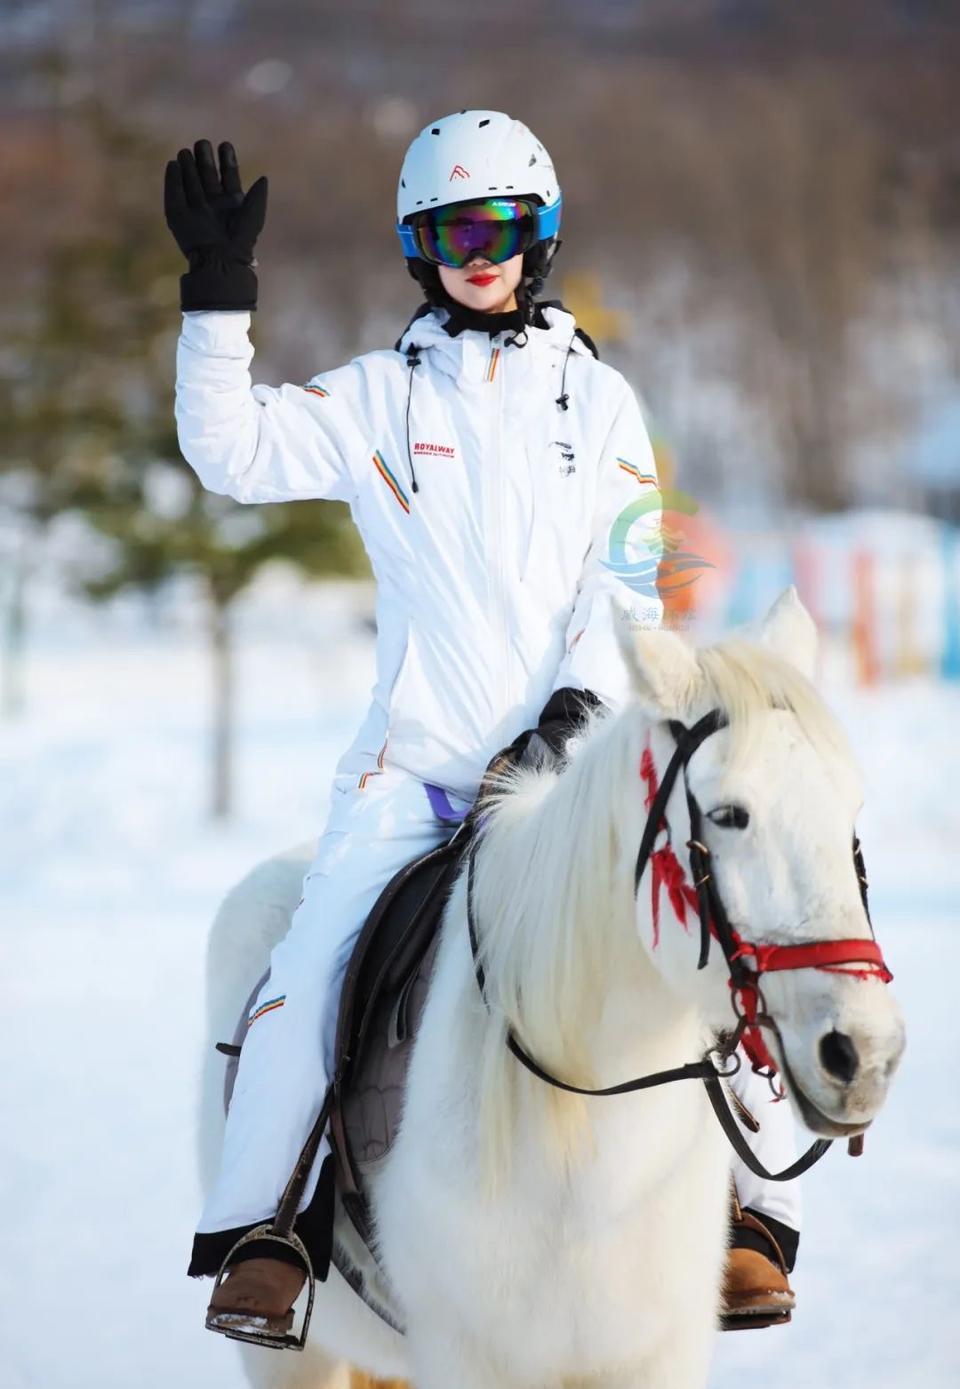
[
  {"left": 643, "top": 506, "right": 960, "bottom": 686},
  {"left": 607, "top": 394, "right": 959, "bottom": 686}
]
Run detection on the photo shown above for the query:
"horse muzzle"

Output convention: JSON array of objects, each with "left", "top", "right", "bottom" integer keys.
[{"left": 771, "top": 986, "right": 906, "bottom": 1136}]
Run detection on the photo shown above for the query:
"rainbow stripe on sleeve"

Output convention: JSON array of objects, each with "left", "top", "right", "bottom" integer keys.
[
  {"left": 372, "top": 450, "right": 410, "bottom": 513},
  {"left": 616, "top": 457, "right": 658, "bottom": 486}
]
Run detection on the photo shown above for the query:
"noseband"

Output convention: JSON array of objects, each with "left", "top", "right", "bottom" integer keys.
[{"left": 465, "top": 708, "right": 893, "bottom": 1183}]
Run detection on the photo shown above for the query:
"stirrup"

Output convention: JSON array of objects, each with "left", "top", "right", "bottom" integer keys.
[{"left": 205, "top": 1224, "right": 315, "bottom": 1352}]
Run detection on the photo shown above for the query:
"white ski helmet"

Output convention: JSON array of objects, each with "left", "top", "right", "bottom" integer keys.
[
  {"left": 395, "top": 110, "right": 563, "bottom": 303},
  {"left": 396, "top": 109, "right": 560, "bottom": 221}
]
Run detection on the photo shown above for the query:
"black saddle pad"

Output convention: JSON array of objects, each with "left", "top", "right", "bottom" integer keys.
[{"left": 329, "top": 824, "right": 471, "bottom": 1219}]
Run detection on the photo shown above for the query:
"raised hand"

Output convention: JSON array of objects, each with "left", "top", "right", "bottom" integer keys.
[{"left": 164, "top": 140, "right": 268, "bottom": 312}]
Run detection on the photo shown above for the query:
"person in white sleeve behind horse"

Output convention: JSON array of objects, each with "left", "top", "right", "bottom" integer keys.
[{"left": 164, "top": 110, "right": 801, "bottom": 1340}]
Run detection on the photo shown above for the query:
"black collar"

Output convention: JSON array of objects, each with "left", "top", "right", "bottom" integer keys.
[
  {"left": 393, "top": 298, "right": 599, "bottom": 360},
  {"left": 441, "top": 301, "right": 531, "bottom": 340}
]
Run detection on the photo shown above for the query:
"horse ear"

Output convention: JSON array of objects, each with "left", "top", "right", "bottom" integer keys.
[
  {"left": 615, "top": 609, "right": 701, "bottom": 718},
  {"left": 759, "top": 586, "right": 818, "bottom": 680}
]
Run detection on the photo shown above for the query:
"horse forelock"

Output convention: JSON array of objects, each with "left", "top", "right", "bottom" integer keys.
[{"left": 693, "top": 637, "right": 853, "bottom": 772}]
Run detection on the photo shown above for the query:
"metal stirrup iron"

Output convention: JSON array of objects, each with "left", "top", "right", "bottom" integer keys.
[{"left": 206, "top": 1087, "right": 334, "bottom": 1351}]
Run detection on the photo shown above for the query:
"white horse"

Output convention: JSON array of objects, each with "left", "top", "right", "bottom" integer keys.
[{"left": 198, "top": 589, "right": 905, "bottom": 1389}]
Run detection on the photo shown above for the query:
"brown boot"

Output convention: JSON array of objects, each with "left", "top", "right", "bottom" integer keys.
[
  {"left": 206, "top": 1256, "right": 307, "bottom": 1337},
  {"left": 721, "top": 1209, "right": 796, "bottom": 1331}
]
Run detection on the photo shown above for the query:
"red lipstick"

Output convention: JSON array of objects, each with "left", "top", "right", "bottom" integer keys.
[{"left": 467, "top": 273, "right": 497, "bottom": 285}]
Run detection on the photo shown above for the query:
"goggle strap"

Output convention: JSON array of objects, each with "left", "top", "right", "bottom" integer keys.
[{"left": 396, "top": 223, "right": 418, "bottom": 258}]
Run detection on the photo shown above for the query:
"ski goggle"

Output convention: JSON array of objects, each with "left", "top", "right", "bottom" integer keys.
[{"left": 396, "top": 195, "right": 562, "bottom": 268}]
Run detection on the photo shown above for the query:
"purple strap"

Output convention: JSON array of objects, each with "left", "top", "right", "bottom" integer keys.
[{"left": 424, "top": 782, "right": 472, "bottom": 826}]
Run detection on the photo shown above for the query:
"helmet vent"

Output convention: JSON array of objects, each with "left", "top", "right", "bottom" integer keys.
[
  {"left": 401, "top": 178, "right": 406, "bottom": 188},
  {"left": 431, "top": 128, "right": 440, "bottom": 135},
  {"left": 478, "top": 118, "right": 490, "bottom": 127},
  {"left": 528, "top": 154, "right": 536, "bottom": 165}
]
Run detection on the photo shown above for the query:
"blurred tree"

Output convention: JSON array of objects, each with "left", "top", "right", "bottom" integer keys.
[
  {"left": 0, "top": 78, "right": 180, "bottom": 716},
  {"left": 83, "top": 459, "right": 365, "bottom": 819},
  {"left": 0, "top": 211, "right": 129, "bottom": 716},
  {"left": 0, "top": 93, "right": 367, "bottom": 816}
]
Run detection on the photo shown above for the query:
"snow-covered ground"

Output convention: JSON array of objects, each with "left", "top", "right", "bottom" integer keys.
[{"left": 3, "top": 575, "right": 958, "bottom": 1388}]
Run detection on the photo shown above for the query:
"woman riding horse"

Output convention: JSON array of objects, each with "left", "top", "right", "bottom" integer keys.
[{"left": 164, "top": 110, "right": 801, "bottom": 1341}]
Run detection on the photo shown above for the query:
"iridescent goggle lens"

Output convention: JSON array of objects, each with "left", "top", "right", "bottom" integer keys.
[{"left": 410, "top": 197, "right": 538, "bottom": 268}]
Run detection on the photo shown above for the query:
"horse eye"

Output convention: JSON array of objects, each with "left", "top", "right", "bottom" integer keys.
[{"left": 707, "top": 805, "right": 750, "bottom": 830}]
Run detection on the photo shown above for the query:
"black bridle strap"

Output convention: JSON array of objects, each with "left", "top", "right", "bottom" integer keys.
[
  {"left": 505, "top": 1024, "right": 833, "bottom": 1183},
  {"left": 683, "top": 783, "right": 717, "bottom": 971},
  {"left": 467, "top": 837, "right": 487, "bottom": 997},
  {"left": 507, "top": 1031, "right": 717, "bottom": 1096},
  {"left": 633, "top": 711, "right": 730, "bottom": 972},
  {"left": 632, "top": 741, "right": 686, "bottom": 893},
  {"left": 701, "top": 1075, "right": 833, "bottom": 1182},
  {"left": 632, "top": 711, "right": 728, "bottom": 896}
]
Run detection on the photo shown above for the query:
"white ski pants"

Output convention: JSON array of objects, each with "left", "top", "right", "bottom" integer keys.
[{"left": 196, "top": 764, "right": 802, "bottom": 1237}]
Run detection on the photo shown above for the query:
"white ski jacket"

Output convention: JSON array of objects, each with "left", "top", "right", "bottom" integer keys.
[{"left": 174, "top": 303, "right": 663, "bottom": 799}]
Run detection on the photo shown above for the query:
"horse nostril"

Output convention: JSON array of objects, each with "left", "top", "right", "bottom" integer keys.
[{"left": 819, "top": 1030, "right": 859, "bottom": 1085}]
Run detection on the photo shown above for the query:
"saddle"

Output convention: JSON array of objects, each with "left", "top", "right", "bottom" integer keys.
[{"left": 222, "top": 815, "right": 474, "bottom": 1330}]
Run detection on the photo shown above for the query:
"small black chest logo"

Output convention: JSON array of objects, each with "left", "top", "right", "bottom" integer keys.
[{"left": 550, "top": 440, "right": 576, "bottom": 476}]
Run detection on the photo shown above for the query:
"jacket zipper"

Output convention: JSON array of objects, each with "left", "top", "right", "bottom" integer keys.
[{"left": 493, "top": 341, "right": 511, "bottom": 711}]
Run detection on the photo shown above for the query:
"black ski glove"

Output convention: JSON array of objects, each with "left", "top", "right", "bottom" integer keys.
[
  {"left": 481, "top": 687, "right": 605, "bottom": 797},
  {"left": 163, "top": 139, "right": 268, "bottom": 312},
  {"left": 515, "top": 686, "right": 606, "bottom": 768}
]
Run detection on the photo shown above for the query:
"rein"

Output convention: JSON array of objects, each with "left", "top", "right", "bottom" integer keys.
[{"left": 465, "top": 708, "right": 893, "bottom": 1182}]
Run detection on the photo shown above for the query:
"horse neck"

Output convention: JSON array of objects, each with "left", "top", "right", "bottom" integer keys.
[{"left": 467, "top": 704, "right": 702, "bottom": 1094}]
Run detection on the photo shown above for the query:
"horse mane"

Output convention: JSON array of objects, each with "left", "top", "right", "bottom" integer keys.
[
  {"left": 469, "top": 702, "right": 642, "bottom": 1177},
  {"left": 469, "top": 635, "right": 853, "bottom": 1177}
]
